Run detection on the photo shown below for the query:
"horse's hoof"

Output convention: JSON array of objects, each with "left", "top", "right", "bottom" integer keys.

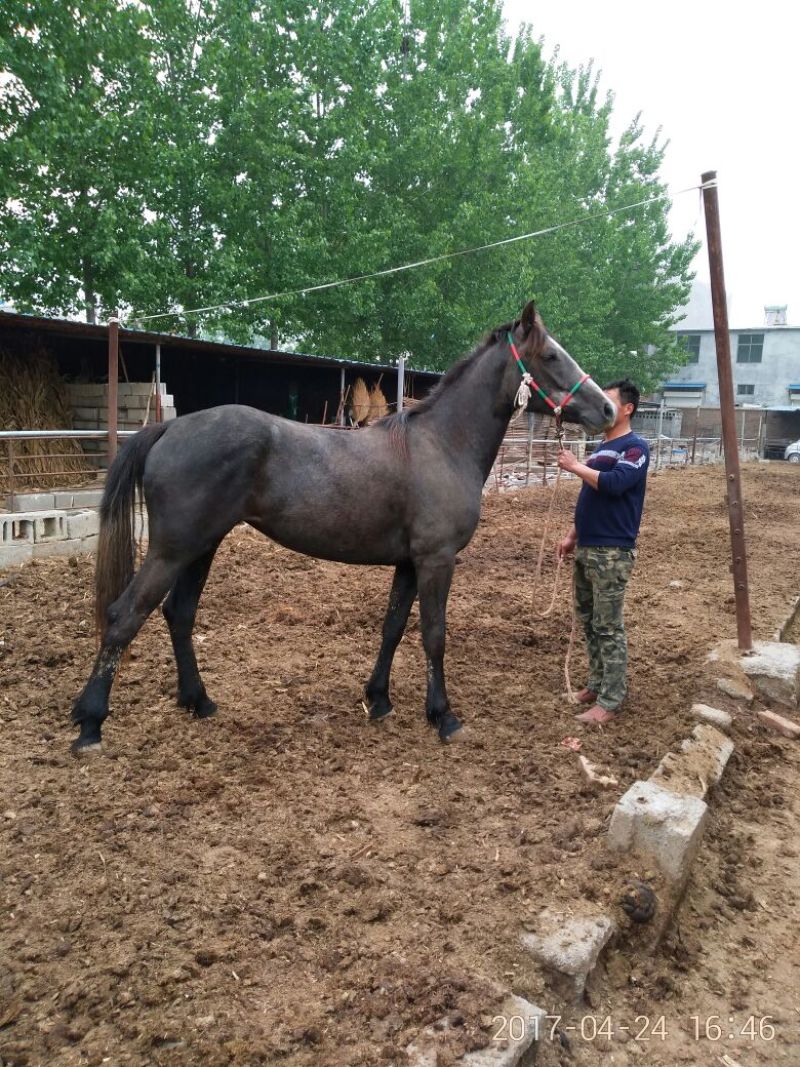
[
  {"left": 367, "top": 698, "right": 394, "bottom": 722},
  {"left": 71, "top": 739, "right": 103, "bottom": 759},
  {"left": 192, "top": 697, "right": 217, "bottom": 720},
  {"left": 438, "top": 714, "right": 463, "bottom": 743}
]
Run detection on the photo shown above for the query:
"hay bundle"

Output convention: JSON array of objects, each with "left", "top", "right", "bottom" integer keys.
[
  {"left": 0, "top": 344, "right": 93, "bottom": 492},
  {"left": 368, "top": 382, "right": 389, "bottom": 422},
  {"left": 351, "top": 377, "right": 371, "bottom": 425}
]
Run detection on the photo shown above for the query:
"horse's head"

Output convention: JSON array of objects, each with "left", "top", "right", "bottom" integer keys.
[{"left": 507, "top": 301, "right": 616, "bottom": 432}]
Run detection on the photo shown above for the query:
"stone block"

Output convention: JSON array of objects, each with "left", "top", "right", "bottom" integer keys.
[
  {"left": 407, "top": 995, "right": 543, "bottom": 1067},
  {"left": 80, "top": 534, "right": 99, "bottom": 554},
  {"left": 652, "top": 723, "right": 734, "bottom": 798},
  {"left": 757, "top": 710, "right": 800, "bottom": 739},
  {"left": 520, "top": 908, "right": 615, "bottom": 1002},
  {"left": 716, "top": 676, "right": 754, "bottom": 704},
  {"left": 1, "top": 514, "right": 35, "bottom": 545},
  {"left": 608, "top": 780, "right": 708, "bottom": 885},
  {"left": 740, "top": 641, "right": 800, "bottom": 709},
  {"left": 691, "top": 703, "right": 733, "bottom": 732},
  {"left": 33, "top": 513, "right": 66, "bottom": 542},
  {"left": 66, "top": 510, "right": 99, "bottom": 540}
]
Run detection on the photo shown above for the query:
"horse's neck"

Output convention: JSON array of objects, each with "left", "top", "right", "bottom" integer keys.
[{"left": 426, "top": 344, "right": 517, "bottom": 480}]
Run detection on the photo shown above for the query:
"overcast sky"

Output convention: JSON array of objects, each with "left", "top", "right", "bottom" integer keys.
[{"left": 501, "top": 0, "right": 799, "bottom": 329}]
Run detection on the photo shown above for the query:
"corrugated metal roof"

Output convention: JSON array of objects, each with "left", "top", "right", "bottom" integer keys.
[{"left": 0, "top": 309, "right": 441, "bottom": 379}]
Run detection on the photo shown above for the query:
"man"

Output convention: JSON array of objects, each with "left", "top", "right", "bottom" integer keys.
[{"left": 557, "top": 379, "right": 649, "bottom": 725}]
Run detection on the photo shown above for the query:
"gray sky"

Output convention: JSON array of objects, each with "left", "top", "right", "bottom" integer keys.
[{"left": 501, "top": 0, "right": 799, "bottom": 328}]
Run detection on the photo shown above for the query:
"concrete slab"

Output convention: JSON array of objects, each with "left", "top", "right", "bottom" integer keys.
[
  {"left": 521, "top": 907, "right": 615, "bottom": 1002},
  {"left": 691, "top": 703, "right": 733, "bottom": 732},
  {"left": 608, "top": 780, "right": 708, "bottom": 886},
  {"left": 2, "top": 492, "right": 56, "bottom": 512},
  {"left": 0, "top": 543, "right": 33, "bottom": 569},
  {"left": 407, "top": 995, "right": 543, "bottom": 1067},
  {"left": 740, "top": 641, "right": 800, "bottom": 709},
  {"left": 32, "top": 538, "right": 83, "bottom": 559}
]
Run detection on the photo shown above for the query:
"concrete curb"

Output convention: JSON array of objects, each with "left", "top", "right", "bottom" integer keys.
[{"left": 407, "top": 995, "right": 544, "bottom": 1067}]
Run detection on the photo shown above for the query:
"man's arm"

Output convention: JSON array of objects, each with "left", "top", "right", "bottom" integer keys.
[{"left": 557, "top": 448, "right": 600, "bottom": 489}]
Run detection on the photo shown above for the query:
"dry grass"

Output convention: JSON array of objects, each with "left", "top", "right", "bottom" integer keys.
[
  {"left": 351, "top": 377, "right": 371, "bottom": 424},
  {"left": 368, "top": 382, "right": 389, "bottom": 421},
  {"left": 0, "top": 344, "right": 93, "bottom": 493}
]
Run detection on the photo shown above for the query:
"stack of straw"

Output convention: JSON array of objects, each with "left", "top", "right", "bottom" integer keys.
[{"left": 0, "top": 344, "right": 93, "bottom": 492}]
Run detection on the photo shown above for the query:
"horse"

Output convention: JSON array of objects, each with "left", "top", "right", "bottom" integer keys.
[{"left": 70, "top": 301, "right": 615, "bottom": 753}]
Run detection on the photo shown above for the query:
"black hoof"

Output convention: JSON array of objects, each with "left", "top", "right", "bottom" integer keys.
[
  {"left": 71, "top": 722, "right": 103, "bottom": 757},
  {"left": 367, "top": 696, "right": 394, "bottom": 722},
  {"left": 438, "top": 713, "right": 463, "bottom": 743},
  {"left": 179, "top": 692, "right": 218, "bottom": 719}
]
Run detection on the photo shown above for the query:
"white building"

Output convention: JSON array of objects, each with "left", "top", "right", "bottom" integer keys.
[{"left": 664, "top": 304, "right": 800, "bottom": 409}]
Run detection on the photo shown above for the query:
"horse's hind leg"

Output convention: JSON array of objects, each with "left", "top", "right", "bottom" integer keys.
[
  {"left": 415, "top": 554, "right": 462, "bottom": 742},
  {"left": 162, "top": 542, "right": 221, "bottom": 719},
  {"left": 365, "top": 561, "right": 417, "bottom": 722},
  {"left": 71, "top": 552, "right": 183, "bottom": 753}
]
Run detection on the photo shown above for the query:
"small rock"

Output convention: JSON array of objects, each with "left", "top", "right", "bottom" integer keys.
[
  {"left": 668, "top": 580, "right": 684, "bottom": 589},
  {"left": 757, "top": 710, "right": 800, "bottom": 739},
  {"left": 717, "top": 677, "right": 754, "bottom": 704},
  {"left": 690, "top": 703, "right": 733, "bottom": 731}
]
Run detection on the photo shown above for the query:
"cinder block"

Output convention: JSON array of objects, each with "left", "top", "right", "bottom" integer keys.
[
  {"left": 0, "top": 543, "right": 33, "bottom": 569},
  {"left": 33, "top": 514, "right": 66, "bottom": 542},
  {"left": 32, "top": 537, "right": 82, "bottom": 559},
  {"left": 691, "top": 703, "right": 733, "bottom": 731},
  {"left": 66, "top": 510, "right": 99, "bottom": 540},
  {"left": 80, "top": 534, "right": 99, "bottom": 554},
  {"left": 2, "top": 514, "right": 36, "bottom": 544},
  {"left": 521, "top": 908, "right": 615, "bottom": 1002},
  {"left": 741, "top": 641, "right": 800, "bottom": 709},
  {"left": 608, "top": 780, "right": 708, "bottom": 885},
  {"left": 407, "top": 994, "right": 544, "bottom": 1067},
  {"left": 67, "top": 383, "right": 105, "bottom": 398}
]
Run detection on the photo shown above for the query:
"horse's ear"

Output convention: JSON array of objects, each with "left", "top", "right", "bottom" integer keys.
[{"left": 520, "top": 301, "right": 536, "bottom": 337}]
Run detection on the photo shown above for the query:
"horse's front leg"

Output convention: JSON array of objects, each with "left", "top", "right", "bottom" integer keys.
[
  {"left": 365, "top": 561, "right": 417, "bottom": 722},
  {"left": 416, "top": 554, "right": 461, "bottom": 741}
]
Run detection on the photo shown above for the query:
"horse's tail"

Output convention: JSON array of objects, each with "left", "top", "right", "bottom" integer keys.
[{"left": 95, "top": 423, "right": 170, "bottom": 639}]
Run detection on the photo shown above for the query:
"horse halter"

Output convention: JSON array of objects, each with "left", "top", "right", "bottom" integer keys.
[{"left": 507, "top": 332, "right": 592, "bottom": 432}]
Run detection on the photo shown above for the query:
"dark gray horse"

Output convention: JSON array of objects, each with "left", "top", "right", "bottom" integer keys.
[{"left": 71, "top": 302, "right": 615, "bottom": 752}]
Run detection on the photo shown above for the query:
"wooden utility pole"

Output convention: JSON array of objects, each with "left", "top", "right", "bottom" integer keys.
[
  {"left": 107, "top": 315, "right": 119, "bottom": 466},
  {"left": 701, "top": 171, "right": 752, "bottom": 650}
]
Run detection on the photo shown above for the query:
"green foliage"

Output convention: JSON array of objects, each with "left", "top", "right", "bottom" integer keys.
[{"left": 0, "top": 0, "right": 696, "bottom": 386}]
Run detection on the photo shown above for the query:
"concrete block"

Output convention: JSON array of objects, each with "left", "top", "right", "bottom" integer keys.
[
  {"left": 80, "top": 534, "right": 99, "bottom": 554},
  {"left": 32, "top": 537, "right": 82, "bottom": 559},
  {"left": 691, "top": 703, "right": 733, "bottom": 732},
  {"left": 65, "top": 510, "right": 99, "bottom": 540},
  {"left": 757, "top": 710, "right": 800, "bottom": 739},
  {"left": 70, "top": 489, "right": 104, "bottom": 508},
  {"left": 0, "top": 543, "right": 33, "bottom": 569},
  {"left": 652, "top": 723, "right": 734, "bottom": 798},
  {"left": 407, "top": 995, "right": 543, "bottom": 1067},
  {"left": 67, "top": 383, "right": 105, "bottom": 397},
  {"left": 1, "top": 514, "right": 35, "bottom": 544},
  {"left": 3, "top": 492, "right": 56, "bottom": 512},
  {"left": 520, "top": 908, "right": 615, "bottom": 1002},
  {"left": 33, "top": 513, "right": 66, "bottom": 542},
  {"left": 717, "top": 676, "right": 754, "bottom": 703},
  {"left": 740, "top": 641, "right": 800, "bottom": 709},
  {"left": 608, "top": 780, "right": 708, "bottom": 885}
]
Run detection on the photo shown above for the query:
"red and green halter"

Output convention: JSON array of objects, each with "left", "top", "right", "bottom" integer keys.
[{"left": 507, "top": 331, "right": 592, "bottom": 421}]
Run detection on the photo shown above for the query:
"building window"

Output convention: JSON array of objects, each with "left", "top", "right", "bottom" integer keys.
[
  {"left": 678, "top": 333, "right": 701, "bottom": 363},
  {"left": 737, "top": 384, "right": 755, "bottom": 396},
  {"left": 736, "top": 333, "right": 764, "bottom": 363}
]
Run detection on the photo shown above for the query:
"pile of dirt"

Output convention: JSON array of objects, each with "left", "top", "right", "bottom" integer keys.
[{"left": 1, "top": 463, "right": 798, "bottom": 1066}]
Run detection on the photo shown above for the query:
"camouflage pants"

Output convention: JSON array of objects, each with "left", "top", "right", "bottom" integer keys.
[{"left": 574, "top": 546, "right": 636, "bottom": 711}]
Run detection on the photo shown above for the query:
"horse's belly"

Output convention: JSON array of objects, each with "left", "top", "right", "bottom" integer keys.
[{"left": 248, "top": 512, "right": 408, "bottom": 566}]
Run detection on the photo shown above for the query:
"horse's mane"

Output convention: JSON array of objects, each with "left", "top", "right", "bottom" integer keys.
[{"left": 380, "top": 320, "right": 517, "bottom": 442}]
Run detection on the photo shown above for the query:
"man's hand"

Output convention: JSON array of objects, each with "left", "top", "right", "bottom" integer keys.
[
  {"left": 558, "top": 532, "right": 577, "bottom": 560},
  {"left": 557, "top": 447, "right": 580, "bottom": 474}
]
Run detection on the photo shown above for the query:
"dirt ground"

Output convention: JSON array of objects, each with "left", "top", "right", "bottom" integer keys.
[{"left": 1, "top": 463, "right": 798, "bottom": 1067}]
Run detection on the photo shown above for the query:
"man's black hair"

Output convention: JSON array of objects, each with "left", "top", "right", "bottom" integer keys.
[{"left": 603, "top": 378, "right": 640, "bottom": 415}]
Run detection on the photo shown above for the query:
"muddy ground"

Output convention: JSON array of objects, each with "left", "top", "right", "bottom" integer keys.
[{"left": 1, "top": 463, "right": 798, "bottom": 1066}]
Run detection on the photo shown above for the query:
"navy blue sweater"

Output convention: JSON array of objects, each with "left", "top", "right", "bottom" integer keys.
[{"left": 574, "top": 432, "right": 650, "bottom": 549}]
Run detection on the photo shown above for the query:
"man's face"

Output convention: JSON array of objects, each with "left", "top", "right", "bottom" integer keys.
[{"left": 604, "top": 388, "right": 634, "bottom": 429}]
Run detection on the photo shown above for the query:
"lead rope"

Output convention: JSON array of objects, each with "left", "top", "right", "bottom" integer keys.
[{"left": 528, "top": 416, "right": 580, "bottom": 704}]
